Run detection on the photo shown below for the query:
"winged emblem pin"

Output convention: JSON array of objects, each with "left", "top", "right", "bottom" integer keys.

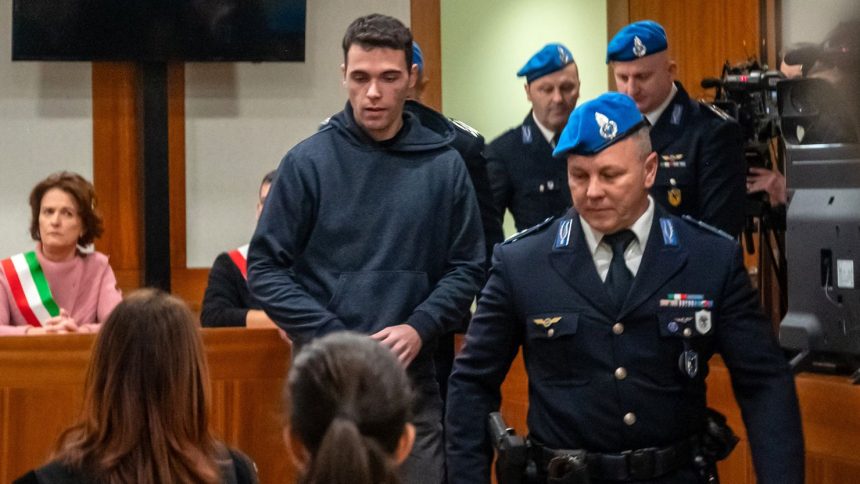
[{"left": 533, "top": 317, "right": 562, "bottom": 328}]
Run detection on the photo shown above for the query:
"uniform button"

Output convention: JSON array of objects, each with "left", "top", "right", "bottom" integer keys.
[
  {"left": 623, "top": 412, "right": 637, "bottom": 426},
  {"left": 614, "top": 367, "right": 628, "bottom": 380},
  {"left": 683, "top": 327, "right": 693, "bottom": 338},
  {"left": 612, "top": 323, "right": 625, "bottom": 335}
]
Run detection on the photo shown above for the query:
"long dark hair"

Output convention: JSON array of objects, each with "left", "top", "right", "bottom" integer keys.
[
  {"left": 285, "top": 332, "right": 415, "bottom": 484},
  {"left": 51, "top": 289, "right": 221, "bottom": 484}
]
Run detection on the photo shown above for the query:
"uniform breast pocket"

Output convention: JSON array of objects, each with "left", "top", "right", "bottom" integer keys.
[{"left": 524, "top": 312, "right": 589, "bottom": 385}]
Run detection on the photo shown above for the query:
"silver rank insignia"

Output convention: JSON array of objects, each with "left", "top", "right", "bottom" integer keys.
[
  {"left": 633, "top": 36, "right": 647, "bottom": 57},
  {"left": 679, "top": 349, "right": 699, "bottom": 378},
  {"left": 695, "top": 309, "right": 712, "bottom": 334},
  {"left": 595, "top": 112, "right": 618, "bottom": 140}
]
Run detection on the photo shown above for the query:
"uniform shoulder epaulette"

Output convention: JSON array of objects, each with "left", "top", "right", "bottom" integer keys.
[
  {"left": 502, "top": 216, "right": 556, "bottom": 245},
  {"left": 680, "top": 215, "right": 734, "bottom": 240},
  {"left": 317, "top": 116, "right": 332, "bottom": 131},
  {"left": 450, "top": 118, "right": 482, "bottom": 140},
  {"left": 699, "top": 101, "right": 732, "bottom": 121}
]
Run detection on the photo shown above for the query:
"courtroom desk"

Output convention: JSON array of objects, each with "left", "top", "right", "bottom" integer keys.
[
  {"left": 498, "top": 353, "right": 860, "bottom": 483},
  {"left": 0, "top": 328, "right": 293, "bottom": 483}
]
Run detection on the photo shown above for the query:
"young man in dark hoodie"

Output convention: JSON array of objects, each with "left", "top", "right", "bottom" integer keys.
[{"left": 247, "top": 13, "right": 485, "bottom": 484}]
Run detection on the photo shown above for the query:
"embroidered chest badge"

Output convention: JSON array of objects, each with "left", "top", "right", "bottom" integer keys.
[
  {"left": 533, "top": 316, "right": 562, "bottom": 337},
  {"left": 695, "top": 309, "right": 712, "bottom": 334}
]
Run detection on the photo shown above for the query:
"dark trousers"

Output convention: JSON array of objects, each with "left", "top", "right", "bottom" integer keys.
[
  {"left": 433, "top": 331, "right": 456, "bottom": 405},
  {"left": 399, "top": 388, "right": 445, "bottom": 484}
]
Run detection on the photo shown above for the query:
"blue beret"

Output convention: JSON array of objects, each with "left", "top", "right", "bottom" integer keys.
[
  {"left": 553, "top": 92, "right": 648, "bottom": 157},
  {"left": 606, "top": 20, "right": 668, "bottom": 63},
  {"left": 517, "top": 43, "right": 575, "bottom": 83},
  {"left": 412, "top": 41, "right": 424, "bottom": 75}
]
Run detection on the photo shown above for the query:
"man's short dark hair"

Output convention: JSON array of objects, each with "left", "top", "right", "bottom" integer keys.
[{"left": 342, "top": 14, "right": 413, "bottom": 69}]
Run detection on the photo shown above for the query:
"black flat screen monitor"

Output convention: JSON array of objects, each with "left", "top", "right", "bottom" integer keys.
[{"left": 12, "top": 0, "right": 306, "bottom": 62}]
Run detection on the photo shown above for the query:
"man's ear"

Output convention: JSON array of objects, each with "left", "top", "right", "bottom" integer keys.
[
  {"left": 667, "top": 59, "right": 678, "bottom": 79},
  {"left": 643, "top": 150, "right": 658, "bottom": 189},
  {"left": 524, "top": 82, "right": 533, "bottom": 103},
  {"left": 408, "top": 64, "right": 418, "bottom": 89},
  {"left": 341, "top": 63, "right": 347, "bottom": 85},
  {"left": 394, "top": 423, "right": 416, "bottom": 465}
]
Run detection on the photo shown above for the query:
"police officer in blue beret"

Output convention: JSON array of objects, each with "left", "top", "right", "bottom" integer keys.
[
  {"left": 608, "top": 20, "right": 746, "bottom": 237},
  {"left": 446, "top": 92, "right": 803, "bottom": 483},
  {"left": 486, "top": 43, "right": 581, "bottom": 232}
]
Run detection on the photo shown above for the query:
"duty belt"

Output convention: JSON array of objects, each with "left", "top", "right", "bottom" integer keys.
[{"left": 533, "top": 437, "right": 695, "bottom": 481}]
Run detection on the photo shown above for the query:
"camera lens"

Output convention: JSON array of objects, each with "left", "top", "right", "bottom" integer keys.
[{"left": 789, "top": 84, "right": 817, "bottom": 115}]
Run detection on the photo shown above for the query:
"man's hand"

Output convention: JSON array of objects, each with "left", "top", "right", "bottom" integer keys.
[
  {"left": 747, "top": 167, "right": 786, "bottom": 206},
  {"left": 371, "top": 324, "right": 422, "bottom": 367}
]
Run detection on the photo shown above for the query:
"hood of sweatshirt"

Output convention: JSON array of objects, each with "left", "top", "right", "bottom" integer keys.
[{"left": 323, "top": 100, "right": 456, "bottom": 153}]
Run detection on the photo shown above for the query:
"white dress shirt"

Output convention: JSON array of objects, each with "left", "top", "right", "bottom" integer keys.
[
  {"left": 580, "top": 196, "right": 655, "bottom": 281},
  {"left": 532, "top": 112, "right": 558, "bottom": 147},
  {"left": 645, "top": 83, "right": 678, "bottom": 127}
]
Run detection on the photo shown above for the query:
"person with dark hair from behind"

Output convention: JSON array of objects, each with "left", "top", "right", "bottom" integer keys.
[
  {"left": 405, "top": 41, "right": 503, "bottom": 403},
  {"left": 284, "top": 332, "right": 416, "bottom": 484},
  {"left": 1, "top": 171, "right": 121, "bottom": 335},
  {"left": 14, "top": 289, "right": 259, "bottom": 484},
  {"left": 248, "top": 13, "right": 484, "bottom": 484},
  {"left": 201, "top": 170, "right": 279, "bottom": 328}
]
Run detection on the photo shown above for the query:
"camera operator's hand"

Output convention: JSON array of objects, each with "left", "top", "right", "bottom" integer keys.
[{"left": 747, "top": 167, "right": 786, "bottom": 207}]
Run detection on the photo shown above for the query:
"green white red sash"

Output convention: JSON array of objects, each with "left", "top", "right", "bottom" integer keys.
[
  {"left": 228, "top": 244, "right": 249, "bottom": 280},
  {"left": 1, "top": 251, "right": 61, "bottom": 327}
]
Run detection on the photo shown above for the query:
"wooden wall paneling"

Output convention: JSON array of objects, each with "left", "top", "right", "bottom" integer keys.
[
  {"left": 202, "top": 329, "right": 294, "bottom": 483},
  {"left": 0, "top": 334, "right": 91, "bottom": 482},
  {"left": 168, "top": 62, "right": 187, "bottom": 270},
  {"left": 173, "top": 268, "right": 211, "bottom": 313},
  {"left": 606, "top": 0, "right": 631, "bottom": 91},
  {"left": 763, "top": 0, "right": 780, "bottom": 68},
  {"left": 92, "top": 63, "right": 143, "bottom": 294},
  {"left": 411, "top": 0, "right": 442, "bottom": 112},
  {"left": 615, "top": 0, "right": 761, "bottom": 102},
  {"left": 0, "top": 329, "right": 293, "bottom": 483},
  {"left": 164, "top": 61, "right": 210, "bottom": 310}
]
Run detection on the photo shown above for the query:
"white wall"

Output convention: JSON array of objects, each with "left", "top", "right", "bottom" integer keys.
[
  {"left": 0, "top": 0, "right": 93, "bottom": 257},
  {"left": 782, "top": 0, "right": 857, "bottom": 47},
  {"left": 441, "top": 0, "right": 608, "bottom": 142},
  {"left": 185, "top": 0, "right": 411, "bottom": 267}
]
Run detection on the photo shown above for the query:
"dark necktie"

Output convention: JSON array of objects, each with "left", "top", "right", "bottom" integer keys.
[
  {"left": 603, "top": 230, "right": 636, "bottom": 312},
  {"left": 551, "top": 132, "right": 560, "bottom": 148}
]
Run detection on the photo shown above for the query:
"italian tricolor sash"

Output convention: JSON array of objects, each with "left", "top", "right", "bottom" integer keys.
[
  {"left": 1, "top": 251, "right": 61, "bottom": 327},
  {"left": 228, "top": 244, "right": 249, "bottom": 280}
]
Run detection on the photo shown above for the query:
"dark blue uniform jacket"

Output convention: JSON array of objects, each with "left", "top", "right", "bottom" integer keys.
[
  {"left": 248, "top": 102, "right": 486, "bottom": 386},
  {"left": 486, "top": 113, "right": 572, "bottom": 232},
  {"left": 405, "top": 101, "right": 504, "bottom": 272},
  {"left": 649, "top": 82, "right": 746, "bottom": 237},
  {"left": 446, "top": 206, "right": 803, "bottom": 483}
]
